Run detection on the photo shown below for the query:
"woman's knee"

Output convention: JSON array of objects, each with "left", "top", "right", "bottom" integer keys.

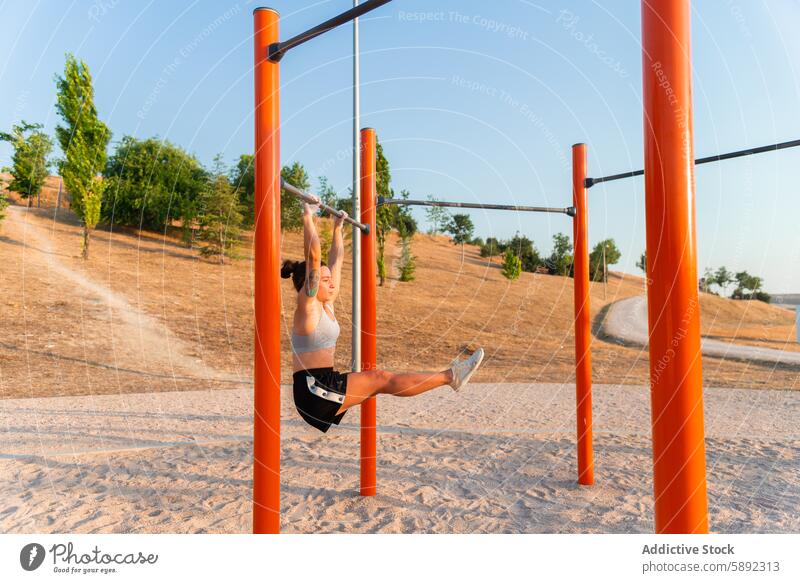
[
  {"left": 349, "top": 369, "right": 393, "bottom": 397},
  {"left": 370, "top": 369, "right": 394, "bottom": 392}
]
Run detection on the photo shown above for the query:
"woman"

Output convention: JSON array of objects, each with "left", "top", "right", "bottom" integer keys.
[{"left": 281, "top": 200, "right": 484, "bottom": 433}]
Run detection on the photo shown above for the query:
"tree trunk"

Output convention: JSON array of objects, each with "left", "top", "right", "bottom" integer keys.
[
  {"left": 27, "top": 197, "right": 32, "bottom": 208},
  {"left": 82, "top": 224, "right": 90, "bottom": 259}
]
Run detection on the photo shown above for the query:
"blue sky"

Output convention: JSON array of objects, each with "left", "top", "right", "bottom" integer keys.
[{"left": 1, "top": 0, "right": 798, "bottom": 293}]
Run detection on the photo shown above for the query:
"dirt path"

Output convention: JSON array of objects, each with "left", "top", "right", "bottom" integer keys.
[
  {"left": 1, "top": 206, "right": 242, "bottom": 391},
  {"left": 601, "top": 295, "right": 800, "bottom": 367}
]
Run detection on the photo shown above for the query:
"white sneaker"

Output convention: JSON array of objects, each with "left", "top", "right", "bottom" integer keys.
[{"left": 449, "top": 347, "right": 485, "bottom": 391}]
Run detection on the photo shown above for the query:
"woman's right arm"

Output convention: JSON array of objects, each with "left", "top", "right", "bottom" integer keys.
[{"left": 303, "top": 202, "right": 322, "bottom": 298}]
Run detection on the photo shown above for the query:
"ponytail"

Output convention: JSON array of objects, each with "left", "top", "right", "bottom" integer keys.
[
  {"left": 281, "top": 259, "right": 328, "bottom": 292},
  {"left": 281, "top": 260, "right": 306, "bottom": 292}
]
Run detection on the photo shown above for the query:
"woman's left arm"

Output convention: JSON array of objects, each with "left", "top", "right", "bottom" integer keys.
[{"left": 327, "top": 212, "right": 347, "bottom": 299}]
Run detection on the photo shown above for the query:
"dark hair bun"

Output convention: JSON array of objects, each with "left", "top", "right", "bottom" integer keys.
[{"left": 281, "top": 260, "right": 297, "bottom": 279}]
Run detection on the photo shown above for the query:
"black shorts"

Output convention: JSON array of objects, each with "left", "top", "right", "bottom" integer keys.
[{"left": 292, "top": 367, "right": 349, "bottom": 433}]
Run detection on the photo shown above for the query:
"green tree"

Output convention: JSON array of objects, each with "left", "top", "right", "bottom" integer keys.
[
  {"left": 589, "top": 239, "right": 621, "bottom": 282},
  {"left": 398, "top": 235, "right": 416, "bottom": 282},
  {"left": 280, "top": 162, "right": 309, "bottom": 232},
  {"left": 103, "top": 136, "right": 207, "bottom": 236},
  {"left": 229, "top": 156, "right": 315, "bottom": 231},
  {"left": 425, "top": 194, "right": 450, "bottom": 235},
  {"left": 315, "top": 177, "right": 338, "bottom": 258},
  {"left": 700, "top": 266, "right": 714, "bottom": 293},
  {"left": 395, "top": 189, "right": 418, "bottom": 282},
  {"left": 317, "top": 176, "right": 338, "bottom": 208},
  {"left": 0, "top": 122, "right": 53, "bottom": 207},
  {"left": 394, "top": 189, "right": 417, "bottom": 237},
  {"left": 376, "top": 204, "right": 392, "bottom": 285},
  {"left": 230, "top": 154, "right": 254, "bottom": 226},
  {"left": 445, "top": 213, "right": 474, "bottom": 261},
  {"left": 55, "top": 54, "right": 111, "bottom": 259},
  {"left": 480, "top": 237, "right": 501, "bottom": 258},
  {"left": 713, "top": 266, "right": 733, "bottom": 297},
  {"left": 732, "top": 270, "right": 764, "bottom": 300},
  {"left": 375, "top": 138, "right": 393, "bottom": 286},
  {"left": 508, "top": 233, "right": 542, "bottom": 272},
  {"left": 636, "top": 251, "right": 647, "bottom": 273},
  {"left": 501, "top": 247, "right": 522, "bottom": 281},
  {"left": 548, "top": 232, "right": 573, "bottom": 276},
  {"left": 369, "top": 138, "right": 419, "bottom": 285},
  {"left": 0, "top": 192, "right": 8, "bottom": 228},
  {"left": 197, "top": 156, "right": 243, "bottom": 263}
]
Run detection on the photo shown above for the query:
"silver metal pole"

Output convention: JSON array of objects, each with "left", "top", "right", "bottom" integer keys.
[
  {"left": 378, "top": 197, "right": 576, "bottom": 217},
  {"left": 351, "top": 0, "right": 362, "bottom": 374}
]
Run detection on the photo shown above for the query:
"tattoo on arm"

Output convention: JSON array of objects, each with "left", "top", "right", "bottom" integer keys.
[{"left": 306, "top": 269, "right": 320, "bottom": 297}]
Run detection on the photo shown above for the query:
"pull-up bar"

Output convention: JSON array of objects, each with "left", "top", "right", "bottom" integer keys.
[
  {"left": 267, "top": 0, "right": 393, "bottom": 62},
  {"left": 282, "top": 178, "right": 370, "bottom": 233},
  {"left": 585, "top": 137, "right": 800, "bottom": 188},
  {"left": 378, "top": 197, "right": 576, "bottom": 217}
]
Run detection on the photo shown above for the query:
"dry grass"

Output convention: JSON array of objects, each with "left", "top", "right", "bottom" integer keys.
[
  {"left": 700, "top": 292, "right": 798, "bottom": 352},
  {"left": 0, "top": 186, "right": 797, "bottom": 400}
]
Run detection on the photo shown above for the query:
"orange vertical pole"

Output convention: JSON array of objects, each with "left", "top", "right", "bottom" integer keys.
[
  {"left": 642, "top": 0, "right": 709, "bottom": 534},
  {"left": 359, "top": 127, "right": 377, "bottom": 496},
  {"left": 253, "top": 7, "right": 281, "bottom": 534},
  {"left": 572, "top": 143, "right": 594, "bottom": 486}
]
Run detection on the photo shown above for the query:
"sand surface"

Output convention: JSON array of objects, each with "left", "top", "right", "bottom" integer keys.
[{"left": 1, "top": 383, "right": 797, "bottom": 534}]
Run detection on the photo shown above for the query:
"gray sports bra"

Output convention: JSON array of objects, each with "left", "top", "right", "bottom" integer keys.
[{"left": 291, "top": 303, "right": 340, "bottom": 354}]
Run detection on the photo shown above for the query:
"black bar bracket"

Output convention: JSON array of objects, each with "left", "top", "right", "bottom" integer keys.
[{"left": 267, "top": 42, "right": 284, "bottom": 62}]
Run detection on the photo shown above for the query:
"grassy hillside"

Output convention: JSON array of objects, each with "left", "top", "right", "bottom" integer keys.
[{"left": 0, "top": 190, "right": 797, "bottom": 399}]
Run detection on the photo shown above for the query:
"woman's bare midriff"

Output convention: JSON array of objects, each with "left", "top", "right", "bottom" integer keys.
[{"left": 292, "top": 347, "right": 336, "bottom": 372}]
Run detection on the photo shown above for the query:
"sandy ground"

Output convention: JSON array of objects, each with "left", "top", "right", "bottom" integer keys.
[{"left": 0, "top": 383, "right": 797, "bottom": 534}]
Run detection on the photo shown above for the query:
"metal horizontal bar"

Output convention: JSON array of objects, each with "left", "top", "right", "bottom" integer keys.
[
  {"left": 267, "top": 0, "right": 393, "bottom": 62},
  {"left": 585, "top": 138, "right": 800, "bottom": 188},
  {"left": 378, "top": 197, "right": 576, "bottom": 217},
  {"left": 282, "top": 179, "right": 370, "bottom": 233},
  {"left": 694, "top": 138, "right": 800, "bottom": 165}
]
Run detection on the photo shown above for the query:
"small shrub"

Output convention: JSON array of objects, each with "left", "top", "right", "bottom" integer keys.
[
  {"left": 501, "top": 248, "right": 522, "bottom": 281},
  {"left": 398, "top": 235, "right": 416, "bottom": 282}
]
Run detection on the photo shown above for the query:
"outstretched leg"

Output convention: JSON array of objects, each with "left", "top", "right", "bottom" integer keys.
[{"left": 335, "top": 369, "right": 453, "bottom": 414}]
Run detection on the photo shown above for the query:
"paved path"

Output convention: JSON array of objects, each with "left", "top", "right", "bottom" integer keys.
[{"left": 601, "top": 295, "right": 800, "bottom": 367}]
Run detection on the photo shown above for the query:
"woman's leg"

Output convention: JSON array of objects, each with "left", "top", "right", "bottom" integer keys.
[{"left": 335, "top": 369, "right": 453, "bottom": 414}]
